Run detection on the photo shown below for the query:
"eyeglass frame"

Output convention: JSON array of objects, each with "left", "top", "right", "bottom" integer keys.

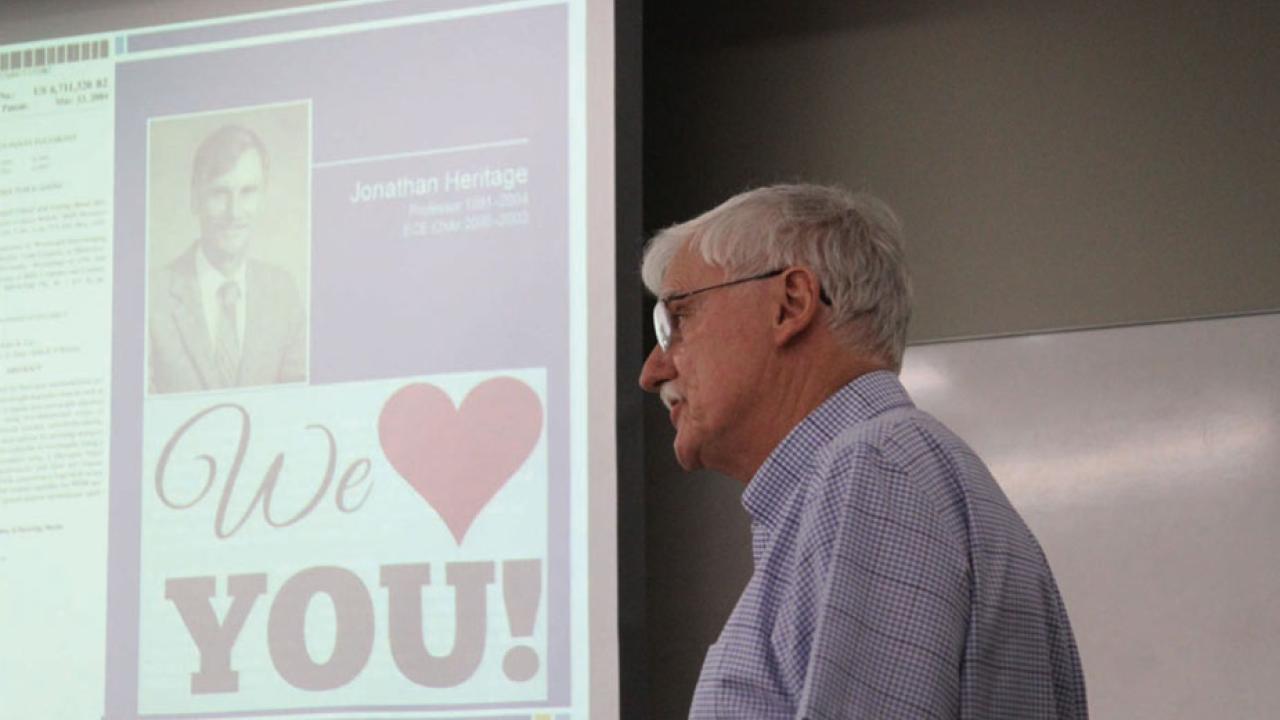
[{"left": 652, "top": 267, "right": 832, "bottom": 352}]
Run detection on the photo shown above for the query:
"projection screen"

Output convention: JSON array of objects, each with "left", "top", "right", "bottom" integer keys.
[{"left": 0, "top": 0, "right": 620, "bottom": 717}]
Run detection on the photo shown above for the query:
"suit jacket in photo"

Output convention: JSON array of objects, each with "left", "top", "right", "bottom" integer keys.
[{"left": 148, "top": 244, "right": 307, "bottom": 394}]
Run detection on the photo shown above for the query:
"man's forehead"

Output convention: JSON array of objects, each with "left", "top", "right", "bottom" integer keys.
[
  {"left": 227, "top": 148, "right": 265, "bottom": 175},
  {"left": 661, "top": 243, "right": 723, "bottom": 295}
]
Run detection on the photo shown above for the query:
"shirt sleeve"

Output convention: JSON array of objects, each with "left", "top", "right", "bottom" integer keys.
[{"left": 797, "top": 444, "right": 971, "bottom": 720}]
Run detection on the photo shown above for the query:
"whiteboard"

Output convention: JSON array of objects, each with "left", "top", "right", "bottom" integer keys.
[{"left": 900, "top": 312, "right": 1280, "bottom": 718}]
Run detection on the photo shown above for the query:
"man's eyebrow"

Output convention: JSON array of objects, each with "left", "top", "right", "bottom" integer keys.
[{"left": 664, "top": 294, "right": 703, "bottom": 313}]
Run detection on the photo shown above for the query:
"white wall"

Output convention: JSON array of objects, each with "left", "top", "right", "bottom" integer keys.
[{"left": 903, "top": 312, "right": 1280, "bottom": 718}]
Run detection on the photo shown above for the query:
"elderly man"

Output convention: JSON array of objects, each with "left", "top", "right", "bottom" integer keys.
[
  {"left": 149, "top": 124, "right": 306, "bottom": 394},
  {"left": 639, "top": 185, "right": 1086, "bottom": 718}
]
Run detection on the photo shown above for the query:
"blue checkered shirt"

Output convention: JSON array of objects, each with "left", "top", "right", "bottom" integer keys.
[{"left": 688, "top": 371, "right": 1087, "bottom": 719}]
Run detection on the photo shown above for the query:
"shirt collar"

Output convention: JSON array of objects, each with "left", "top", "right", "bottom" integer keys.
[{"left": 741, "top": 369, "right": 916, "bottom": 529}]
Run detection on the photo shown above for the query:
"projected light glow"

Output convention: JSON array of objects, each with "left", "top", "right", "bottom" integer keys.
[{"left": 0, "top": 1, "right": 614, "bottom": 718}]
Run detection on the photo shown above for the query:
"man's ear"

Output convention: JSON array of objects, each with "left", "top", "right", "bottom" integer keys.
[{"left": 773, "top": 267, "right": 823, "bottom": 346}]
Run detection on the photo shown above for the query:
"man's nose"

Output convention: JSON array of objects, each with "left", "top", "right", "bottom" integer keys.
[{"left": 639, "top": 344, "right": 674, "bottom": 394}]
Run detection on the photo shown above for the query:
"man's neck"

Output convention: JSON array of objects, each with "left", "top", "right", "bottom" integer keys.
[
  {"left": 730, "top": 351, "right": 890, "bottom": 484},
  {"left": 199, "top": 242, "right": 246, "bottom": 278}
]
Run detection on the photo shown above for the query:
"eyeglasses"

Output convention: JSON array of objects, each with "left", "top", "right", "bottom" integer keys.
[{"left": 652, "top": 269, "right": 786, "bottom": 352}]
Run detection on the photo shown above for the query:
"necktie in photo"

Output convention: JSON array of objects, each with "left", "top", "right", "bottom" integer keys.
[{"left": 213, "top": 280, "right": 241, "bottom": 388}]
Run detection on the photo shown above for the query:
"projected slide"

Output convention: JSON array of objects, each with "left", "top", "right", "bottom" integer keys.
[{"left": 0, "top": 1, "right": 601, "bottom": 718}]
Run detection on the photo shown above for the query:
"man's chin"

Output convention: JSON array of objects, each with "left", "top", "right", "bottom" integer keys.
[
  {"left": 219, "top": 237, "right": 249, "bottom": 256},
  {"left": 672, "top": 435, "right": 703, "bottom": 472}
]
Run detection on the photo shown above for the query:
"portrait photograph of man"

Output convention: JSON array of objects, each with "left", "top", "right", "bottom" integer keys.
[{"left": 146, "top": 103, "right": 310, "bottom": 395}]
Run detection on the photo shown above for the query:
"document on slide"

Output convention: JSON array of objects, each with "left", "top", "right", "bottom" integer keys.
[
  {"left": 0, "top": 40, "right": 115, "bottom": 719},
  {"left": 0, "top": 1, "right": 590, "bottom": 718}
]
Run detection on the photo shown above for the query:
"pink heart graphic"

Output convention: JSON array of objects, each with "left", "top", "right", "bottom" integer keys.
[{"left": 378, "top": 378, "right": 543, "bottom": 544}]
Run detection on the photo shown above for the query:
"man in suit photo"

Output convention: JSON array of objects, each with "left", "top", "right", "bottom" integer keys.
[{"left": 148, "top": 123, "right": 307, "bottom": 394}]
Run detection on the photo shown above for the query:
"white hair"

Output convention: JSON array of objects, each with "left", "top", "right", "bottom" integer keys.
[{"left": 641, "top": 184, "right": 913, "bottom": 369}]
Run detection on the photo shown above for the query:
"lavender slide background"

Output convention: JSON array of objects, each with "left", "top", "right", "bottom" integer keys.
[{"left": 109, "top": 4, "right": 571, "bottom": 717}]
